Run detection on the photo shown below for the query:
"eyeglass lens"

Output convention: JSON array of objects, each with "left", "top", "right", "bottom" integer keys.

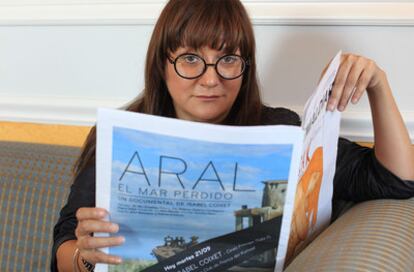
[{"left": 174, "top": 54, "right": 245, "bottom": 79}]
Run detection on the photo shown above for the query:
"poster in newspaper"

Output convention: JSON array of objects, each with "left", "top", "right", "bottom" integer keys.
[
  {"left": 95, "top": 52, "right": 341, "bottom": 272},
  {"left": 96, "top": 111, "right": 304, "bottom": 272}
]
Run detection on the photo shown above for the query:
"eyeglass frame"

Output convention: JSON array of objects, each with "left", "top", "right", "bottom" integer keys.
[{"left": 166, "top": 53, "right": 250, "bottom": 80}]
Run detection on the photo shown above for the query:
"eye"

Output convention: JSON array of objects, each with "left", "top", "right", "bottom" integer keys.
[
  {"left": 221, "top": 55, "right": 238, "bottom": 64},
  {"left": 182, "top": 55, "right": 201, "bottom": 64}
]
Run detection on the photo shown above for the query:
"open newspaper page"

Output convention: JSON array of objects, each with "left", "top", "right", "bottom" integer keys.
[
  {"left": 276, "top": 51, "right": 342, "bottom": 271},
  {"left": 95, "top": 109, "right": 303, "bottom": 272}
]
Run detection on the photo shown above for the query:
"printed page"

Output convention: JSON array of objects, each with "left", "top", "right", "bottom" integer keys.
[
  {"left": 275, "top": 51, "right": 342, "bottom": 271},
  {"left": 95, "top": 109, "right": 304, "bottom": 272}
]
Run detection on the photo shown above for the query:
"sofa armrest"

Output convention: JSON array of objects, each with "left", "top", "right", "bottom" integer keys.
[{"left": 285, "top": 198, "right": 414, "bottom": 271}]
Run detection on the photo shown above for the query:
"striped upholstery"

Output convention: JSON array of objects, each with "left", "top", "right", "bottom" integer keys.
[
  {"left": 285, "top": 198, "right": 414, "bottom": 272},
  {"left": 0, "top": 141, "right": 80, "bottom": 272}
]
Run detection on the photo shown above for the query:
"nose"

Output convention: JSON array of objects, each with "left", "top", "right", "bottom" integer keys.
[{"left": 199, "top": 64, "right": 220, "bottom": 87}]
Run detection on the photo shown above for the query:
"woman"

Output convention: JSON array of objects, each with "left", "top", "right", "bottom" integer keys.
[{"left": 52, "top": 0, "right": 414, "bottom": 271}]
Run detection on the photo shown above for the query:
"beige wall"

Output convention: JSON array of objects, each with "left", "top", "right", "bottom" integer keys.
[{"left": 0, "top": 1, "right": 413, "bottom": 142}]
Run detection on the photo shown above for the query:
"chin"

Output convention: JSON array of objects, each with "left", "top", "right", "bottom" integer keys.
[{"left": 193, "top": 111, "right": 226, "bottom": 124}]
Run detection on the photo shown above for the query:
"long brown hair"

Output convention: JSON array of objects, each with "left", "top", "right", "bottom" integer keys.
[{"left": 75, "top": 0, "right": 263, "bottom": 176}]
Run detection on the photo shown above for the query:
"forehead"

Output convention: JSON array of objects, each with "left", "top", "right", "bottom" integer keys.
[
  {"left": 172, "top": 46, "right": 241, "bottom": 56},
  {"left": 166, "top": 21, "right": 244, "bottom": 56}
]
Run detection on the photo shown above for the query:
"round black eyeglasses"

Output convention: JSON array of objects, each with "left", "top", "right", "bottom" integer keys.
[{"left": 167, "top": 53, "right": 249, "bottom": 80}]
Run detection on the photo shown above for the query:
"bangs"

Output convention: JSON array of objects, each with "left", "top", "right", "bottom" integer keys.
[{"left": 164, "top": 0, "right": 251, "bottom": 56}]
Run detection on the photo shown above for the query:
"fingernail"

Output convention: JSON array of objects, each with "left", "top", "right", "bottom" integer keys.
[
  {"left": 115, "top": 257, "right": 123, "bottom": 264},
  {"left": 352, "top": 98, "right": 358, "bottom": 104},
  {"left": 119, "top": 236, "right": 125, "bottom": 243},
  {"left": 338, "top": 105, "right": 345, "bottom": 111},
  {"left": 111, "top": 224, "right": 119, "bottom": 232},
  {"left": 97, "top": 209, "right": 107, "bottom": 217},
  {"left": 328, "top": 103, "right": 335, "bottom": 111}
]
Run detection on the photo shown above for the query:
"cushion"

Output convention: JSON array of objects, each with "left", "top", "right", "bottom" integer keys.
[
  {"left": 285, "top": 198, "right": 414, "bottom": 271},
  {"left": 0, "top": 141, "right": 80, "bottom": 271}
]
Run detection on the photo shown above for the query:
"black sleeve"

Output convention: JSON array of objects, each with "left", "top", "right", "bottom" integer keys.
[
  {"left": 261, "top": 106, "right": 301, "bottom": 126},
  {"left": 333, "top": 138, "right": 414, "bottom": 203},
  {"left": 51, "top": 164, "right": 96, "bottom": 272}
]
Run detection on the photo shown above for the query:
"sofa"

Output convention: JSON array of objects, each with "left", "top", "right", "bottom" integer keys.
[{"left": 1, "top": 139, "right": 413, "bottom": 271}]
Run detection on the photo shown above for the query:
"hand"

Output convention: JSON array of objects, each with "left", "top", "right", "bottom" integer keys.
[
  {"left": 75, "top": 207, "right": 125, "bottom": 265},
  {"left": 327, "top": 53, "right": 387, "bottom": 112}
]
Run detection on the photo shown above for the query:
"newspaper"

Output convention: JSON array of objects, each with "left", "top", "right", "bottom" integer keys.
[
  {"left": 95, "top": 51, "right": 341, "bottom": 272},
  {"left": 278, "top": 51, "right": 341, "bottom": 270}
]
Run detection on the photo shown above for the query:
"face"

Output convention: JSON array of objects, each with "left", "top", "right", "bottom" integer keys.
[{"left": 165, "top": 47, "right": 243, "bottom": 124}]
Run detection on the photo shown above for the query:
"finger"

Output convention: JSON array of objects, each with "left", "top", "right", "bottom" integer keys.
[
  {"left": 351, "top": 68, "right": 373, "bottom": 104},
  {"left": 77, "top": 235, "right": 125, "bottom": 250},
  {"left": 76, "top": 207, "right": 108, "bottom": 221},
  {"left": 76, "top": 220, "right": 119, "bottom": 237},
  {"left": 328, "top": 55, "right": 353, "bottom": 111},
  {"left": 337, "top": 59, "right": 365, "bottom": 111},
  {"left": 80, "top": 249, "right": 123, "bottom": 265}
]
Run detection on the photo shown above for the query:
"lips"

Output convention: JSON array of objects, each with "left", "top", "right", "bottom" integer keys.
[
  {"left": 196, "top": 95, "right": 220, "bottom": 98},
  {"left": 194, "top": 94, "right": 222, "bottom": 101}
]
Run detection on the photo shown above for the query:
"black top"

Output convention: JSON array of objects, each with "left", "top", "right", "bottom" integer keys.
[{"left": 51, "top": 107, "right": 414, "bottom": 271}]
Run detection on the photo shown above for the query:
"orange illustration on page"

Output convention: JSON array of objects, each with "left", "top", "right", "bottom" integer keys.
[{"left": 285, "top": 146, "right": 323, "bottom": 266}]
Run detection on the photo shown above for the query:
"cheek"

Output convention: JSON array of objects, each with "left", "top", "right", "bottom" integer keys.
[
  {"left": 165, "top": 64, "right": 195, "bottom": 97},
  {"left": 165, "top": 64, "right": 177, "bottom": 90},
  {"left": 225, "top": 78, "right": 243, "bottom": 98}
]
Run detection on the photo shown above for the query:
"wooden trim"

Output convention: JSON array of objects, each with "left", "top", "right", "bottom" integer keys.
[{"left": 0, "top": 121, "right": 91, "bottom": 147}]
